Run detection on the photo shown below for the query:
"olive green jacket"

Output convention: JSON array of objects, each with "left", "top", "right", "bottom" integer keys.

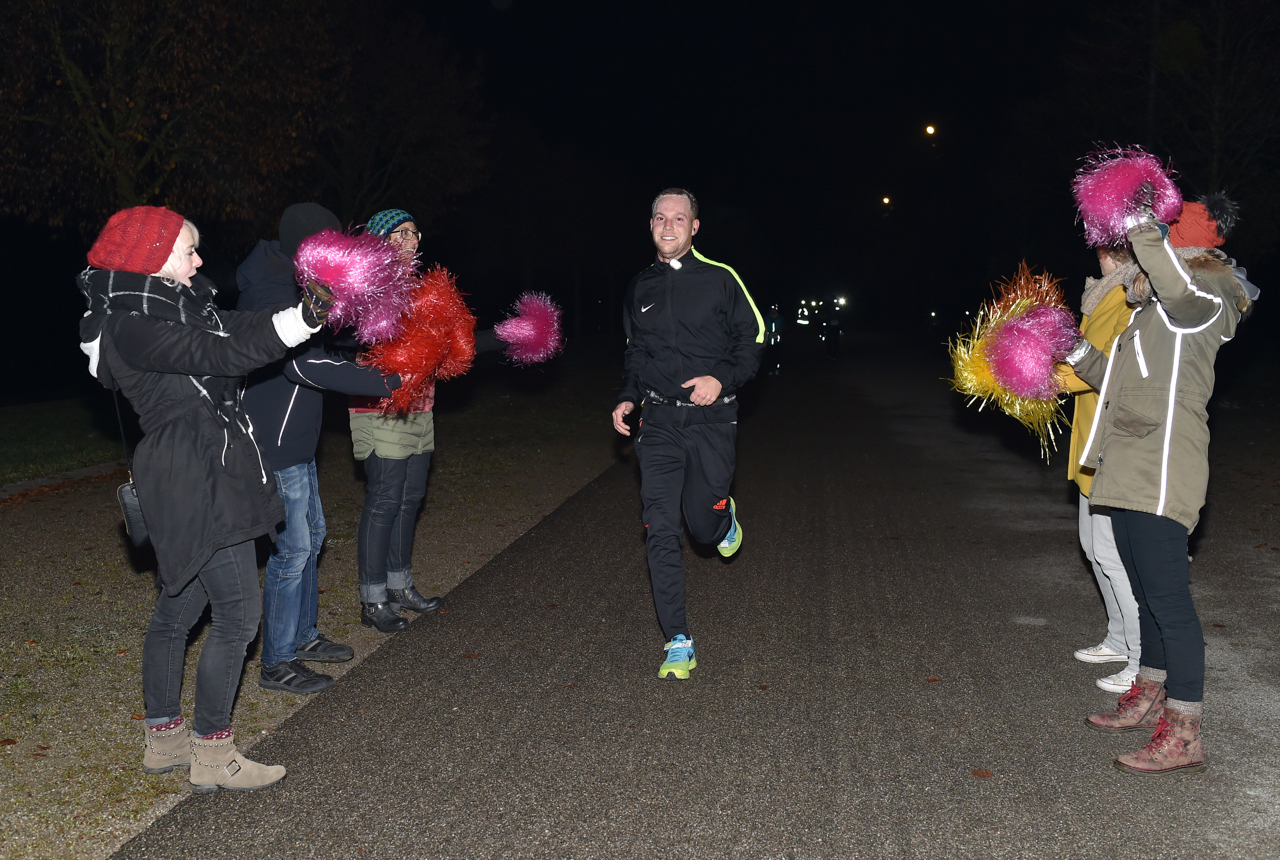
[{"left": 1069, "top": 225, "right": 1247, "bottom": 531}]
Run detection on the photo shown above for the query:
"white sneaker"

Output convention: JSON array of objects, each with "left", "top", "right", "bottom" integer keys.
[
  {"left": 1073, "top": 643, "right": 1129, "bottom": 664},
  {"left": 1096, "top": 665, "right": 1139, "bottom": 693}
]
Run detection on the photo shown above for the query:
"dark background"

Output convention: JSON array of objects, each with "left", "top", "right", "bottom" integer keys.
[{"left": 3, "top": 0, "right": 1276, "bottom": 405}]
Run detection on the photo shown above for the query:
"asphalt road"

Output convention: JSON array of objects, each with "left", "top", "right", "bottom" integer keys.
[{"left": 112, "top": 342, "right": 1280, "bottom": 859}]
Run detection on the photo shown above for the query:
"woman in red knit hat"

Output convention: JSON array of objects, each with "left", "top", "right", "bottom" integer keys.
[{"left": 79, "top": 206, "right": 334, "bottom": 793}]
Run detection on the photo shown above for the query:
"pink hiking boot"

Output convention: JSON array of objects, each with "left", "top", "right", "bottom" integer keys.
[
  {"left": 1085, "top": 675, "right": 1165, "bottom": 733},
  {"left": 1114, "top": 707, "right": 1207, "bottom": 776}
]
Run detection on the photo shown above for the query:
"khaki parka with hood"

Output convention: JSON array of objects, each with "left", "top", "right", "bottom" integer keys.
[{"left": 1068, "top": 223, "right": 1248, "bottom": 531}]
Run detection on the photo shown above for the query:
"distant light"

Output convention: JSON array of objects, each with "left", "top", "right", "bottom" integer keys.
[
  {"left": 930, "top": 312, "right": 936, "bottom": 317},
  {"left": 926, "top": 125, "right": 935, "bottom": 135},
  {"left": 882, "top": 197, "right": 890, "bottom": 204},
  {"left": 838, "top": 298, "right": 846, "bottom": 306}
]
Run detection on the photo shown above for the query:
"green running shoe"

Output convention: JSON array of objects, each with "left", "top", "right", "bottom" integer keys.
[
  {"left": 658, "top": 635, "right": 697, "bottom": 680},
  {"left": 717, "top": 497, "right": 742, "bottom": 557}
]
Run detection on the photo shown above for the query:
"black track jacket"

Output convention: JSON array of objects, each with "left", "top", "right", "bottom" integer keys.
[{"left": 619, "top": 246, "right": 764, "bottom": 421}]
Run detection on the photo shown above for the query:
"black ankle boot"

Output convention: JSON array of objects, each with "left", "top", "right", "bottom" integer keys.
[
  {"left": 360, "top": 602, "right": 409, "bottom": 633},
  {"left": 387, "top": 586, "right": 443, "bottom": 613}
]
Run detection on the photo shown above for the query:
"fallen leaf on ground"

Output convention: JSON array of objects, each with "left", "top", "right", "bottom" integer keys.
[
  {"left": 927, "top": 676, "right": 941, "bottom": 683},
  {"left": 24, "top": 641, "right": 37, "bottom": 646},
  {"left": 117, "top": 649, "right": 129, "bottom": 654},
  {"left": 464, "top": 653, "right": 480, "bottom": 659},
  {"left": 130, "top": 714, "right": 144, "bottom": 720},
  {"left": 1, "top": 739, "right": 17, "bottom": 746},
  {"left": 972, "top": 769, "right": 994, "bottom": 778}
]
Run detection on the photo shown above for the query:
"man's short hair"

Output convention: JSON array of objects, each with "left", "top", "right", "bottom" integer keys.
[{"left": 651, "top": 188, "right": 698, "bottom": 221}]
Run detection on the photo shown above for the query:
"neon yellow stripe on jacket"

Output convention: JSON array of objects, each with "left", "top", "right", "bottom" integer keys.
[{"left": 691, "top": 248, "right": 765, "bottom": 344}]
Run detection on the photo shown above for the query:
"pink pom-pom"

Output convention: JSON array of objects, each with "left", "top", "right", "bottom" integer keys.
[
  {"left": 986, "top": 305, "right": 1080, "bottom": 400},
  {"left": 293, "top": 229, "right": 416, "bottom": 343},
  {"left": 1073, "top": 147, "right": 1183, "bottom": 247},
  {"left": 493, "top": 292, "right": 564, "bottom": 365}
]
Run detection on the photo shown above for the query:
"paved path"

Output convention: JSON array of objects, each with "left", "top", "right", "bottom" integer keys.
[{"left": 113, "top": 346, "right": 1280, "bottom": 859}]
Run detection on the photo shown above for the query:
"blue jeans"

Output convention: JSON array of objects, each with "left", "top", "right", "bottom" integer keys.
[
  {"left": 260, "top": 461, "right": 326, "bottom": 667},
  {"left": 143, "top": 540, "right": 261, "bottom": 737},
  {"left": 357, "top": 452, "right": 431, "bottom": 603}
]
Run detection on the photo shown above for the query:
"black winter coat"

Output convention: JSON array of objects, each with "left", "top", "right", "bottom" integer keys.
[
  {"left": 80, "top": 271, "right": 295, "bottom": 595},
  {"left": 236, "top": 240, "right": 398, "bottom": 471}
]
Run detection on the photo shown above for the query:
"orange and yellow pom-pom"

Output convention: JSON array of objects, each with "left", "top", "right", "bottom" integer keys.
[{"left": 949, "top": 263, "right": 1075, "bottom": 458}]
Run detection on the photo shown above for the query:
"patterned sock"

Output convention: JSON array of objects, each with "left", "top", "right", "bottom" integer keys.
[
  {"left": 146, "top": 716, "right": 183, "bottom": 731},
  {"left": 1139, "top": 666, "right": 1168, "bottom": 685},
  {"left": 1166, "top": 698, "right": 1202, "bottom": 716},
  {"left": 195, "top": 726, "right": 233, "bottom": 741}
]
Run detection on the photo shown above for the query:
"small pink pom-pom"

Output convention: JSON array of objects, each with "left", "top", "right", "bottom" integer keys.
[
  {"left": 987, "top": 305, "right": 1080, "bottom": 400},
  {"left": 493, "top": 292, "right": 564, "bottom": 365},
  {"left": 1073, "top": 147, "right": 1183, "bottom": 247},
  {"left": 293, "top": 229, "right": 416, "bottom": 343}
]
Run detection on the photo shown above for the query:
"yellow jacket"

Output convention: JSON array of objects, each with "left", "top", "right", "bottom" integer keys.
[{"left": 1061, "top": 284, "right": 1132, "bottom": 495}]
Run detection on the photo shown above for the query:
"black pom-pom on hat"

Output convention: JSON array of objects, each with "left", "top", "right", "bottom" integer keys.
[{"left": 1199, "top": 192, "right": 1240, "bottom": 239}]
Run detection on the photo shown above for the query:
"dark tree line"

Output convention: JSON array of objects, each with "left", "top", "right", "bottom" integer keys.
[{"left": 0, "top": 0, "right": 487, "bottom": 243}]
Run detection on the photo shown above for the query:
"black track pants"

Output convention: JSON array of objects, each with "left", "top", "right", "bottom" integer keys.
[{"left": 635, "top": 420, "right": 736, "bottom": 640}]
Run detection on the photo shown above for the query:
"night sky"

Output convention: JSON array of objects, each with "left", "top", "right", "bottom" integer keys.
[
  {"left": 8, "top": 0, "right": 1273, "bottom": 404},
  {"left": 415, "top": 0, "right": 1087, "bottom": 326}
]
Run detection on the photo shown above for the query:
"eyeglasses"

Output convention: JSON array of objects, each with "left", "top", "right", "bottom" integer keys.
[{"left": 389, "top": 228, "right": 422, "bottom": 243}]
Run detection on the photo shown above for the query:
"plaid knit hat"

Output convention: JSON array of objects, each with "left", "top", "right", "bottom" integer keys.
[
  {"left": 367, "top": 209, "right": 415, "bottom": 238},
  {"left": 87, "top": 206, "right": 185, "bottom": 274}
]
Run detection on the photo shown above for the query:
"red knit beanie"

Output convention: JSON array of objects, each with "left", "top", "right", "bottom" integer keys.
[
  {"left": 1167, "top": 201, "right": 1224, "bottom": 249},
  {"left": 87, "top": 206, "right": 186, "bottom": 274}
]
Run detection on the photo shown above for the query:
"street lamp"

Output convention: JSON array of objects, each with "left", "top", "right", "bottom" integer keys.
[{"left": 926, "top": 125, "right": 935, "bottom": 135}]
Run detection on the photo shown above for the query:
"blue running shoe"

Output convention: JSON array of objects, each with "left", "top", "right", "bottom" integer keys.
[
  {"left": 658, "top": 635, "right": 697, "bottom": 680},
  {"left": 717, "top": 497, "right": 742, "bottom": 558}
]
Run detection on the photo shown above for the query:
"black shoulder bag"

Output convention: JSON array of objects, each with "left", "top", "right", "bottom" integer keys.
[{"left": 112, "top": 389, "right": 150, "bottom": 547}]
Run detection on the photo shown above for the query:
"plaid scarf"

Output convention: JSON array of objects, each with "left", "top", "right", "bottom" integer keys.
[{"left": 78, "top": 268, "right": 226, "bottom": 334}]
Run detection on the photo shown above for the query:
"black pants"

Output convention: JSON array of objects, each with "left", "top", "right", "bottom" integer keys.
[
  {"left": 1110, "top": 508, "right": 1204, "bottom": 702},
  {"left": 635, "top": 420, "right": 736, "bottom": 640}
]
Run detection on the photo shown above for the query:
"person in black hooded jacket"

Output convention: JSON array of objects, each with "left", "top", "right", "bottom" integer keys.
[
  {"left": 237, "top": 203, "right": 402, "bottom": 695},
  {"left": 78, "top": 206, "right": 333, "bottom": 793}
]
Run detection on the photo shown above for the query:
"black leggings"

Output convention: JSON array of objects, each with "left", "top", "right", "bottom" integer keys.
[{"left": 1110, "top": 508, "right": 1204, "bottom": 702}]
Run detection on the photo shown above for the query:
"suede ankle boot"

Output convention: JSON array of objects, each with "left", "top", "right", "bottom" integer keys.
[
  {"left": 189, "top": 732, "right": 287, "bottom": 794},
  {"left": 142, "top": 720, "right": 190, "bottom": 774},
  {"left": 1085, "top": 674, "right": 1165, "bottom": 733},
  {"left": 1114, "top": 707, "right": 1207, "bottom": 775}
]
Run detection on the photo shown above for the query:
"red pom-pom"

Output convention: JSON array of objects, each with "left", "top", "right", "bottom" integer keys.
[{"left": 364, "top": 266, "right": 477, "bottom": 412}]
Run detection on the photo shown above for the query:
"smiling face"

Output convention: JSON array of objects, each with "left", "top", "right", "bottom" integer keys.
[
  {"left": 387, "top": 221, "right": 419, "bottom": 262},
  {"left": 155, "top": 225, "right": 202, "bottom": 286},
  {"left": 650, "top": 196, "right": 699, "bottom": 263}
]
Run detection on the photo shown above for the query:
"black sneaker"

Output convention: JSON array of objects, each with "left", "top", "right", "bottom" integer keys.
[
  {"left": 295, "top": 633, "right": 354, "bottom": 663},
  {"left": 258, "top": 660, "right": 334, "bottom": 694}
]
